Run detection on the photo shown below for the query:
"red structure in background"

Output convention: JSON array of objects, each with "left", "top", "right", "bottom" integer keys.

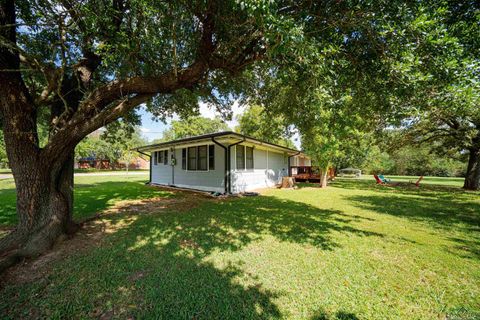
[
  {"left": 76, "top": 156, "right": 149, "bottom": 170},
  {"left": 77, "top": 159, "right": 111, "bottom": 169}
]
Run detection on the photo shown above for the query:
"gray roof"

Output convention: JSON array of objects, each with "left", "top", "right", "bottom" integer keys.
[{"left": 136, "top": 131, "right": 302, "bottom": 155}]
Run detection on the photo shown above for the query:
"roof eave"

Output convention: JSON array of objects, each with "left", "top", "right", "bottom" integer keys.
[{"left": 136, "top": 131, "right": 303, "bottom": 155}]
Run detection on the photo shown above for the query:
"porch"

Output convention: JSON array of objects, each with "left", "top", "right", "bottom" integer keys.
[{"left": 289, "top": 166, "right": 335, "bottom": 182}]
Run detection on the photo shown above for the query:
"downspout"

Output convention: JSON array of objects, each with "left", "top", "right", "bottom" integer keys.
[
  {"left": 171, "top": 147, "right": 175, "bottom": 186},
  {"left": 136, "top": 149, "right": 152, "bottom": 184},
  {"left": 211, "top": 137, "right": 228, "bottom": 194},
  {"left": 288, "top": 151, "right": 301, "bottom": 176},
  {"left": 226, "top": 138, "right": 245, "bottom": 194}
]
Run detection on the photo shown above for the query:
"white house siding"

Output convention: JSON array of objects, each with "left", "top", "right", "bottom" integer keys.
[
  {"left": 151, "top": 149, "right": 171, "bottom": 185},
  {"left": 172, "top": 145, "right": 225, "bottom": 192},
  {"left": 231, "top": 146, "right": 288, "bottom": 193},
  {"left": 151, "top": 144, "right": 226, "bottom": 193}
]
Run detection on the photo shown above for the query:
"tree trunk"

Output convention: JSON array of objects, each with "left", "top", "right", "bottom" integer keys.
[
  {"left": 319, "top": 167, "right": 328, "bottom": 188},
  {"left": 0, "top": 153, "right": 77, "bottom": 272},
  {"left": 463, "top": 147, "right": 480, "bottom": 191}
]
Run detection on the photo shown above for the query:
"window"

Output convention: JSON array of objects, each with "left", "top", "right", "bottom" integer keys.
[
  {"left": 236, "top": 145, "right": 245, "bottom": 170},
  {"left": 183, "top": 145, "right": 212, "bottom": 171},
  {"left": 158, "top": 150, "right": 164, "bottom": 164},
  {"left": 182, "top": 148, "right": 186, "bottom": 170},
  {"left": 246, "top": 146, "right": 254, "bottom": 169},
  {"left": 236, "top": 145, "right": 254, "bottom": 170},
  {"left": 209, "top": 145, "right": 215, "bottom": 170},
  {"left": 187, "top": 147, "right": 197, "bottom": 170},
  {"left": 153, "top": 151, "right": 158, "bottom": 165},
  {"left": 196, "top": 146, "right": 207, "bottom": 170},
  {"left": 163, "top": 150, "right": 168, "bottom": 165}
]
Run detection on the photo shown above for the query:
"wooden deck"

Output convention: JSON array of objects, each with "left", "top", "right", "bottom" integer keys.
[{"left": 290, "top": 166, "right": 335, "bottom": 182}]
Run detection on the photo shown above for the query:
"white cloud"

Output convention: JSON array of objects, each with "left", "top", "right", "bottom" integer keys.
[{"left": 198, "top": 100, "right": 245, "bottom": 129}]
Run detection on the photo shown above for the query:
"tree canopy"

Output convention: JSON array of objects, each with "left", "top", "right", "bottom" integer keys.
[
  {"left": 157, "top": 116, "right": 230, "bottom": 142},
  {"left": 235, "top": 104, "right": 294, "bottom": 148},
  {"left": 75, "top": 124, "right": 146, "bottom": 167}
]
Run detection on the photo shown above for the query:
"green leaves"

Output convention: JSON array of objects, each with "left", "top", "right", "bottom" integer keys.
[
  {"left": 235, "top": 104, "right": 294, "bottom": 148},
  {"left": 158, "top": 116, "right": 230, "bottom": 142}
]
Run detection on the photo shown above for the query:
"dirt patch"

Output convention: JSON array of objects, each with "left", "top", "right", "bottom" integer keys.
[{"left": 0, "top": 190, "right": 212, "bottom": 286}]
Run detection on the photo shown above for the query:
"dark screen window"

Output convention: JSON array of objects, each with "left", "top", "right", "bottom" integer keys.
[
  {"left": 236, "top": 145, "right": 245, "bottom": 170},
  {"left": 164, "top": 150, "right": 168, "bottom": 165},
  {"left": 153, "top": 151, "right": 158, "bottom": 165},
  {"left": 182, "top": 148, "right": 186, "bottom": 169},
  {"left": 197, "top": 145, "right": 207, "bottom": 170},
  {"left": 158, "top": 151, "right": 164, "bottom": 164},
  {"left": 188, "top": 147, "right": 197, "bottom": 170},
  {"left": 246, "top": 146, "right": 254, "bottom": 169},
  {"left": 208, "top": 145, "right": 215, "bottom": 170}
]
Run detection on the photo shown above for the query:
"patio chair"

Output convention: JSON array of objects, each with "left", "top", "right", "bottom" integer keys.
[
  {"left": 373, "top": 174, "right": 384, "bottom": 184},
  {"left": 378, "top": 174, "right": 391, "bottom": 183},
  {"left": 409, "top": 175, "right": 424, "bottom": 187}
]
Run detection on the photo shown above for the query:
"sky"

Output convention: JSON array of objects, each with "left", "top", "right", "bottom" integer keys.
[
  {"left": 138, "top": 102, "right": 301, "bottom": 148},
  {"left": 138, "top": 101, "right": 246, "bottom": 142}
]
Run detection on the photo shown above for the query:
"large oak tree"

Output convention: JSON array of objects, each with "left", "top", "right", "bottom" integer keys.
[{"left": 0, "top": 0, "right": 301, "bottom": 270}]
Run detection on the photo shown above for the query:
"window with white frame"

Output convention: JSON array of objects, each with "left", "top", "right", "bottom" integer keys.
[
  {"left": 158, "top": 151, "right": 164, "bottom": 164},
  {"left": 182, "top": 145, "right": 213, "bottom": 171},
  {"left": 187, "top": 147, "right": 197, "bottom": 170},
  {"left": 236, "top": 145, "right": 254, "bottom": 170},
  {"left": 197, "top": 145, "right": 207, "bottom": 170}
]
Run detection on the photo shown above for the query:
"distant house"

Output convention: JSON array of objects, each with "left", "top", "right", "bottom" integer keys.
[
  {"left": 75, "top": 156, "right": 149, "bottom": 170},
  {"left": 136, "top": 131, "right": 310, "bottom": 194}
]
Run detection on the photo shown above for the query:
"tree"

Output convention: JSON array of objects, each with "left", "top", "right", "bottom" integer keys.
[
  {"left": 235, "top": 104, "right": 294, "bottom": 148},
  {"left": 0, "top": 0, "right": 305, "bottom": 270},
  {"left": 387, "top": 1, "right": 480, "bottom": 189},
  {"left": 251, "top": 0, "right": 479, "bottom": 189},
  {"left": 158, "top": 116, "right": 229, "bottom": 142},
  {"left": 0, "top": 128, "right": 7, "bottom": 168},
  {"left": 75, "top": 124, "right": 147, "bottom": 170}
]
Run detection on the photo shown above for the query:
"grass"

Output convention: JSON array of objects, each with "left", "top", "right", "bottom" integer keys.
[
  {"left": 0, "top": 175, "right": 479, "bottom": 319},
  {"left": 0, "top": 174, "right": 165, "bottom": 227},
  {"left": 353, "top": 174, "right": 465, "bottom": 187},
  {"left": 74, "top": 168, "right": 149, "bottom": 173}
]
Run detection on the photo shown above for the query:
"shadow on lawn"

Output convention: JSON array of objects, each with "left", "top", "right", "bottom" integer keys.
[
  {"left": 344, "top": 193, "right": 480, "bottom": 231},
  {"left": 311, "top": 308, "right": 359, "bottom": 320},
  {"left": 329, "top": 178, "right": 475, "bottom": 199},
  {"left": 1, "top": 187, "right": 382, "bottom": 319},
  {"left": 88, "top": 193, "right": 381, "bottom": 318},
  {"left": 343, "top": 186, "right": 480, "bottom": 260}
]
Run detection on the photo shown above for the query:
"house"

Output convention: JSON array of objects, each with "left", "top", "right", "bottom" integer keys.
[
  {"left": 136, "top": 131, "right": 310, "bottom": 194},
  {"left": 75, "top": 156, "right": 149, "bottom": 170}
]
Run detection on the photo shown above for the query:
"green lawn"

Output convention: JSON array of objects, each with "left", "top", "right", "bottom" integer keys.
[
  {"left": 0, "top": 174, "right": 166, "bottom": 227},
  {"left": 0, "top": 176, "right": 479, "bottom": 319},
  {"left": 355, "top": 174, "right": 466, "bottom": 187}
]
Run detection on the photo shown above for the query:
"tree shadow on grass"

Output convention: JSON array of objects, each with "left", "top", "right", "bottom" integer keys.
[
  {"left": 345, "top": 192, "right": 480, "bottom": 260},
  {"left": 1, "top": 189, "right": 384, "bottom": 318},
  {"left": 329, "top": 179, "right": 478, "bottom": 200},
  {"left": 311, "top": 308, "right": 360, "bottom": 320},
  {"left": 345, "top": 193, "right": 480, "bottom": 231},
  {"left": 122, "top": 193, "right": 385, "bottom": 255}
]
